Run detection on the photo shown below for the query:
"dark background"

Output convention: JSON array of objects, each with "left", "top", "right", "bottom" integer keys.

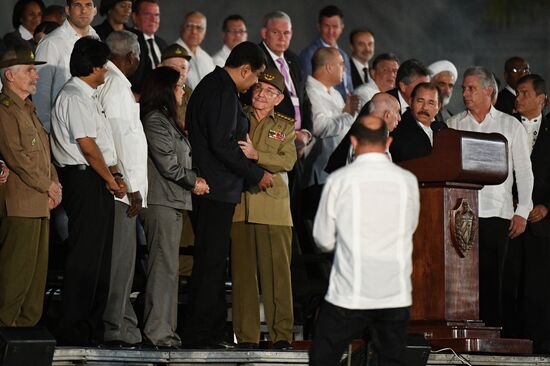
[{"left": 2, "top": 0, "right": 549, "bottom": 112}]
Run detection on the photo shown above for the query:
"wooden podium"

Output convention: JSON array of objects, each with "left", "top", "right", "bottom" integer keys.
[{"left": 399, "top": 129, "right": 533, "bottom": 354}]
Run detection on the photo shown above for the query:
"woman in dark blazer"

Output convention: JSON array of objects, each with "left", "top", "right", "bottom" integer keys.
[
  {"left": 139, "top": 67, "right": 208, "bottom": 348},
  {"left": 3, "top": 0, "right": 45, "bottom": 51}
]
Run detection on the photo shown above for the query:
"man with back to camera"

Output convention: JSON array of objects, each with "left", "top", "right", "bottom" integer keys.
[
  {"left": 310, "top": 115, "right": 420, "bottom": 366},
  {"left": 184, "top": 41, "right": 273, "bottom": 349}
]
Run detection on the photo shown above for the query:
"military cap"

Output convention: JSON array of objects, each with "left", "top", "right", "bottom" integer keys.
[
  {"left": 258, "top": 67, "right": 285, "bottom": 93},
  {"left": 0, "top": 46, "right": 46, "bottom": 68},
  {"left": 161, "top": 44, "right": 192, "bottom": 62}
]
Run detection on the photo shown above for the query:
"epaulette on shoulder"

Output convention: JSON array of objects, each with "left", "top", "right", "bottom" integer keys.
[
  {"left": 274, "top": 111, "right": 295, "bottom": 124},
  {"left": 0, "top": 94, "right": 13, "bottom": 108}
]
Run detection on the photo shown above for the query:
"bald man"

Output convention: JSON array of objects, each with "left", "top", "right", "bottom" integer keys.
[
  {"left": 325, "top": 92, "right": 401, "bottom": 174},
  {"left": 311, "top": 115, "right": 419, "bottom": 366}
]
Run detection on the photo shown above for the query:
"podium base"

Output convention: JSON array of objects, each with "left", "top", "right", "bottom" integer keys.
[{"left": 409, "top": 320, "right": 533, "bottom": 354}]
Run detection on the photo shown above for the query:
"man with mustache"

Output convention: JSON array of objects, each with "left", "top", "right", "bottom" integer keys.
[
  {"left": 0, "top": 46, "right": 61, "bottom": 327},
  {"left": 389, "top": 82, "right": 447, "bottom": 163}
]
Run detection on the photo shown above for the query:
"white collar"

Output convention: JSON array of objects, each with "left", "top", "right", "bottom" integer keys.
[
  {"left": 505, "top": 84, "right": 516, "bottom": 96},
  {"left": 521, "top": 113, "right": 542, "bottom": 124},
  {"left": 18, "top": 25, "right": 33, "bottom": 40}
]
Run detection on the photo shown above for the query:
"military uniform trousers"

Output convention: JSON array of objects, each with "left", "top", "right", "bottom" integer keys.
[
  {"left": 103, "top": 201, "right": 142, "bottom": 344},
  {"left": 0, "top": 216, "right": 49, "bottom": 326},
  {"left": 231, "top": 222, "right": 293, "bottom": 343}
]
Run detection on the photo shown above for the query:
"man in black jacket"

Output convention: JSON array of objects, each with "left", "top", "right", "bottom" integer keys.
[
  {"left": 503, "top": 74, "right": 550, "bottom": 352},
  {"left": 128, "top": 0, "right": 167, "bottom": 93},
  {"left": 495, "top": 56, "right": 530, "bottom": 115},
  {"left": 390, "top": 82, "right": 447, "bottom": 163},
  {"left": 184, "top": 41, "right": 273, "bottom": 349}
]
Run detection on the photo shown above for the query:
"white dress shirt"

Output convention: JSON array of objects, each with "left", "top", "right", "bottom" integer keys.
[
  {"left": 51, "top": 77, "right": 117, "bottom": 168},
  {"left": 35, "top": 19, "right": 98, "bottom": 132},
  {"left": 175, "top": 38, "right": 215, "bottom": 89},
  {"left": 303, "top": 75, "right": 355, "bottom": 187},
  {"left": 313, "top": 153, "right": 420, "bottom": 310},
  {"left": 97, "top": 61, "right": 148, "bottom": 206},
  {"left": 353, "top": 78, "right": 380, "bottom": 109},
  {"left": 398, "top": 90, "right": 409, "bottom": 115},
  {"left": 417, "top": 121, "right": 433, "bottom": 145},
  {"left": 447, "top": 106, "right": 533, "bottom": 219},
  {"left": 212, "top": 44, "right": 231, "bottom": 67},
  {"left": 351, "top": 56, "right": 369, "bottom": 84},
  {"left": 144, "top": 33, "right": 162, "bottom": 67},
  {"left": 519, "top": 113, "right": 542, "bottom": 154}
]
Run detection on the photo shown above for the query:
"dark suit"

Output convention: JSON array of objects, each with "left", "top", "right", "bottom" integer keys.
[
  {"left": 503, "top": 114, "right": 550, "bottom": 351},
  {"left": 185, "top": 67, "right": 265, "bottom": 347},
  {"left": 3, "top": 30, "right": 35, "bottom": 51},
  {"left": 390, "top": 109, "right": 447, "bottom": 163},
  {"left": 127, "top": 29, "right": 167, "bottom": 93},
  {"left": 495, "top": 88, "right": 516, "bottom": 115},
  {"left": 350, "top": 61, "right": 367, "bottom": 89},
  {"left": 242, "top": 43, "right": 312, "bottom": 132},
  {"left": 325, "top": 102, "right": 372, "bottom": 174}
]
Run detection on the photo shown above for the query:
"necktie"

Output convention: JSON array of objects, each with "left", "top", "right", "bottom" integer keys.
[
  {"left": 147, "top": 38, "right": 160, "bottom": 66},
  {"left": 276, "top": 57, "right": 301, "bottom": 130},
  {"left": 363, "top": 67, "right": 369, "bottom": 83}
]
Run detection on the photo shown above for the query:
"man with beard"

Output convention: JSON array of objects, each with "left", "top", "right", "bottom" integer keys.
[{"left": 428, "top": 60, "right": 457, "bottom": 122}]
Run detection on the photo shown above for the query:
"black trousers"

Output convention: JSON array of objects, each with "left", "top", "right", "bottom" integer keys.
[
  {"left": 185, "top": 196, "right": 235, "bottom": 346},
  {"left": 478, "top": 217, "right": 510, "bottom": 328},
  {"left": 521, "top": 229, "right": 550, "bottom": 353},
  {"left": 56, "top": 167, "right": 114, "bottom": 345},
  {"left": 309, "top": 301, "right": 410, "bottom": 366}
]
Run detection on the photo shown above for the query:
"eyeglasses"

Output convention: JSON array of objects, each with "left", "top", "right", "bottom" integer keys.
[
  {"left": 253, "top": 84, "right": 281, "bottom": 98},
  {"left": 225, "top": 29, "right": 247, "bottom": 35},
  {"left": 511, "top": 67, "right": 530, "bottom": 73}
]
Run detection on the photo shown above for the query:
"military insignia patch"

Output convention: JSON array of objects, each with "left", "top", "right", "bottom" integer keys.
[{"left": 268, "top": 129, "right": 285, "bottom": 141}]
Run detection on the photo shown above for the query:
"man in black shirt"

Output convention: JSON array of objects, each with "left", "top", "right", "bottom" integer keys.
[{"left": 184, "top": 41, "right": 272, "bottom": 349}]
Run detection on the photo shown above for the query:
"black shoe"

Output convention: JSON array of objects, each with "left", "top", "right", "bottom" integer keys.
[
  {"left": 201, "top": 340, "right": 236, "bottom": 349},
  {"left": 140, "top": 341, "right": 180, "bottom": 350},
  {"left": 237, "top": 342, "right": 259, "bottom": 349},
  {"left": 273, "top": 340, "right": 293, "bottom": 350}
]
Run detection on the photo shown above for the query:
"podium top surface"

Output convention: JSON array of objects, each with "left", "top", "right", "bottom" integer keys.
[{"left": 399, "top": 128, "right": 508, "bottom": 185}]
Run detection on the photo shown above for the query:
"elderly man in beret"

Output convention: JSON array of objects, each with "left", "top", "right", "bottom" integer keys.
[
  {"left": 428, "top": 60, "right": 458, "bottom": 122},
  {"left": 160, "top": 44, "right": 193, "bottom": 130},
  {"left": 231, "top": 67, "right": 297, "bottom": 350},
  {"left": 0, "top": 46, "right": 61, "bottom": 326}
]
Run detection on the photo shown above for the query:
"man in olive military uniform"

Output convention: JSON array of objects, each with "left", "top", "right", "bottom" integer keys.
[
  {"left": 0, "top": 46, "right": 62, "bottom": 326},
  {"left": 231, "top": 68, "right": 297, "bottom": 350},
  {"left": 160, "top": 44, "right": 194, "bottom": 131}
]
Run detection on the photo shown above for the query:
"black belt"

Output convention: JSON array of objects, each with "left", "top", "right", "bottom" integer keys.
[{"left": 60, "top": 164, "right": 89, "bottom": 171}]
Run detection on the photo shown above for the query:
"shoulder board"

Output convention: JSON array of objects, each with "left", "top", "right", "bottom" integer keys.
[
  {"left": 0, "top": 94, "right": 13, "bottom": 108},
  {"left": 274, "top": 111, "right": 295, "bottom": 124}
]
